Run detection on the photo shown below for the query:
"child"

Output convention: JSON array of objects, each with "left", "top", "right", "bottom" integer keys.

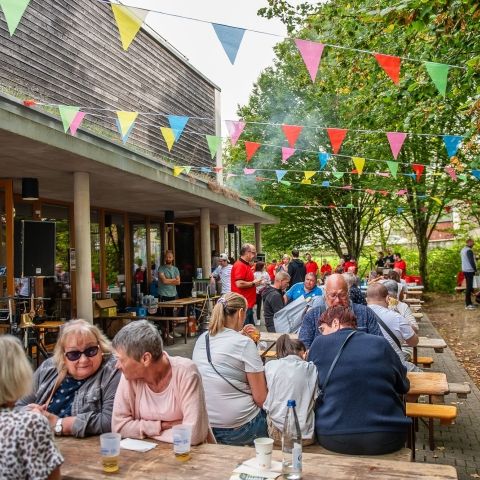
[{"left": 263, "top": 335, "right": 318, "bottom": 446}]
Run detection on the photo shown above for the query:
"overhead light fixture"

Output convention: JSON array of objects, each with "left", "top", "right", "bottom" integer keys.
[
  {"left": 22, "top": 178, "right": 39, "bottom": 201},
  {"left": 164, "top": 210, "right": 175, "bottom": 224}
]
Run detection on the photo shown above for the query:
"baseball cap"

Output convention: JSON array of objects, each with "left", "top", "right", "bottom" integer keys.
[{"left": 219, "top": 253, "right": 228, "bottom": 261}]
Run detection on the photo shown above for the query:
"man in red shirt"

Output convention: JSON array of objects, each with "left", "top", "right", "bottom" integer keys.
[
  {"left": 320, "top": 259, "right": 333, "bottom": 279},
  {"left": 393, "top": 253, "right": 407, "bottom": 279},
  {"left": 305, "top": 253, "right": 319, "bottom": 277},
  {"left": 266, "top": 259, "right": 278, "bottom": 281},
  {"left": 344, "top": 256, "right": 357, "bottom": 274},
  {"left": 231, "top": 243, "right": 262, "bottom": 325}
]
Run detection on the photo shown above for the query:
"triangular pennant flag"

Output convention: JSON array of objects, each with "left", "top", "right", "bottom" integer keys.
[
  {"left": 160, "top": 127, "right": 176, "bottom": 152},
  {"left": 275, "top": 170, "right": 287, "bottom": 182},
  {"left": 225, "top": 120, "right": 245, "bottom": 146},
  {"left": 352, "top": 157, "right": 365, "bottom": 175},
  {"left": 346, "top": 203, "right": 354, "bottom": 209},
  {"left": 0, "top": 0, "right": 30, "bottom": 35},
  {"left": 396, "top": 189, "right": 407, "bottom": 196},
  {"left": 378, "top": 172, "right": 390, "bottom": 177},
  {"left": 200, "top": 167, "right": 212, "bottom": 173},
  {"left": 281, "top": 124, "right": 303, "bottom": 148},
  {"left": 458, "top": 174, "right": 467, "bottom": 182},
  {"left": 214, "top": 167, "right": 223, "bottom": 173},
  {"left": 326, "top": 128, "right": 348, "bottom": 154},
  {"left": 431, "top": 196, "right": 442, "bottom": 205},
  {"left": 304, "top": 171, "right": 316, "bottom": 181},
  {"left": 374, "top": 207, "right": 381, "bottom": 215},
  {"left": 245, "top": 141, "right": 261, "bottom": 162},
  {"left": 397, "top": 207, "right": 404, "bottom": 214},
  {"left": 280, "top": 180, "right": 291, "bottom": 186},
  {"left": 412, "top": 164, "right": 425, "bottom": 182},
  {"left": 301, "top": 179, "right": 312, "bottom": 185},
  {"left": 183, "top": 166, "right": 191, "bottom": 175},
  {"left": 332, "top": 172, "right": 344, "bottom": 179},
  {"left": 341, "top": 185, "right": 353, "bottom": 190},
  {"left": 386, "top": 132, "right": 407, "bottom": 160},
  {"left": 443, "top": 135, "right": 463, "bottom": 158},
  {"left": 374, "top": 53, "right": 401, "bottom": 85},
  {"left": 282, "top": 147, "right": 295, "bottom": 163},
  {"left": 444, "top": 166, "right": 457, "bottom": 181},
  {"left": 244, "top": 168, "right": 256, "bottom": 175},
  {"left": 425, "top": 62, "right": 450, "bottom": 97},
  {"left": 260, "top": 204, "right": 267, "bottom": 210},
  {"left": 114, "top": 119, "right": 135, "bottom": 144},
  {"left": 322, "top": 181, "right": 330, "bottom": 187},
  {"left": 58, "top": 106, "right": 80, "bottom": 133},
  {"left": 168, "top": 116, "right": 189, "bottom": 141},
  {"left": 471, "top": 170, "right": 480, "bottom": 180},
  {"left": 111, "top": 5, "right": 148, "bottom": 51},
  {"left": 69, "top": 112, "right": 86, "bottom": 136},
  {"left": 319, "top": 152, "right": 330, "bottom": 170},
  {"left": 212, "top": 23, "right": 246, "bottom": 64},
  {"left": 386, "top": 161, "right": 399, "bottom": 178},
  {"left": 173, "top": 166, "right": 184, "bottom": 177},
  {"left": 294, "top": 39, "right": 325, "bottom": 82},
  {"left": 365, "top": 189, "right": 376, "bottom": 195},
  {"left": 205, "top": 135, "right": 222, "bottom": 159},
  {"left": 116, "top": 111, "right": 138, "bottom": 140}
]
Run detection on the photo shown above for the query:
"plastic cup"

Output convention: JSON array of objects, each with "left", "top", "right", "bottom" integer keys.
[
  {"left": 100, "top": 432, "right": 121, "bottom": 473},
  {"left": 254, "top": 437, "right": 274, "bottom": 470},
  {"left": 172, "top": 424, "right": 192, "bottom": 461}
]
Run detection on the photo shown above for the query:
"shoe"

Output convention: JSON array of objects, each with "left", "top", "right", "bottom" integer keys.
[
  {"left": 173, "top": 331, "right": 182, "bottom": 338},
  {"left": 168, "top": 333, "right": 174, "bottom": 339},
  {"left": 465, "top": 305, "right": 476, "bottom": 310}
]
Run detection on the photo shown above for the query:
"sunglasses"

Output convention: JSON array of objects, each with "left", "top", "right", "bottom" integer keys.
[{"left": 64, "top": 345, "right": 100, "bottom": 361}]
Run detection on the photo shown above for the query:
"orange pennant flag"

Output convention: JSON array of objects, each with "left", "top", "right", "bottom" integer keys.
[
  {"left": 374, "top": 53, "right": 401, "bottom": 85},
  {"left": 326, "top": 128, "right": 348, "bottom": 154},
  {"left": 245, "top": 141, "right": 261, "bottom": 162},
  {"left": 412, "top": 164, "right": 425, "bottom": 182},
  {"left": 281, "top": 124, "right": 303, "bottom": 148}
]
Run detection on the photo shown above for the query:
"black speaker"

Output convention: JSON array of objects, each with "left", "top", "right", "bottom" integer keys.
[
  {"left": 14, "top": 221, "right": 56, "bottom": 277},
  {"left": 105, "top": 214, "right": 112, "bottom": 228},
  {"left": 165, "top": 210, "right": 175, "bottom": 223},
  {"left": 227, "top": 224, "right": 235, "bottom": 234}
]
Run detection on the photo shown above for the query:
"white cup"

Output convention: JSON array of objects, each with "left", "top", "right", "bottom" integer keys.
[
  {"left": 100, "top": 432, "right": 121, "bottom": 473},
  {"left": 254, "top": 437, "right": 274, "bottom": 470},
  {"left": 172, "top": 424, "right": 192, "bottom": 461}
]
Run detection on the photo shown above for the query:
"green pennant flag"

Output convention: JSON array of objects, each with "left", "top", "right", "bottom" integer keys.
[
  {"left": 0, "top": 0, "right": 31, "bottom": 35},
  {"left": 332, "top": 172, "right": 344, "bottom": 179},
  {"left": 58, "top": 106, "right": 80, "bottom": 133},
  {"left": 458, "top": 173, "right": 467, "bottom": 182},
  {"left": 425, "top": 62, "right": 450, "bottom": 97},
  {"left": 280, "top": 180, "right": 291, "bottom": 186},
  {"left": 386, "top": 161, "right": 398, "bottom": 178},
  {"left": 205, "top": 135, "right": 222, "bottom": 159}
]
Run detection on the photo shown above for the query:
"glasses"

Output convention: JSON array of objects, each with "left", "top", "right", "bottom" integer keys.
[
  {"left": 326, "top": 292, "right": 348, "bottom": 300},
  {"left": 64, "top": 345, "right": 100, "bottom": 361}
]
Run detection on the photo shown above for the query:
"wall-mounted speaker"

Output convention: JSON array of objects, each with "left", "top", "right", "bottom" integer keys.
[
  {"left": 227, "top": 224, "right": 235, "bottom": 234},
  {"left": 165, "top": 210, "right": 175, "bottom": 224}
]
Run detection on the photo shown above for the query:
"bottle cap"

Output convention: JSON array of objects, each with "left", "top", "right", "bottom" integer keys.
[{"left": 287, "top": 399, "right": 296, "bottom": 407}]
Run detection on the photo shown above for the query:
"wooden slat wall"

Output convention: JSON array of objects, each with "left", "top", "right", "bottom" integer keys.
[{"left": 0, "top": 0, "right": 216, "bottom": 168}]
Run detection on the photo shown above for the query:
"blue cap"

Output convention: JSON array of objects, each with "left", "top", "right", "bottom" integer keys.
[{"left": 287, "top": 399, "right": 296, "bottom": 407}]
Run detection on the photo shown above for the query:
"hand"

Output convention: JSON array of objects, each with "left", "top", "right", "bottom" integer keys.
[
  {"left": 161, "top": 419, "right": 182, "bottom": 431},
  {"left": 241, "top": 324, "right": 256, "bottom": 336}
]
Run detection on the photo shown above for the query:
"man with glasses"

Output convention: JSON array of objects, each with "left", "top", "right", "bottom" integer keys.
[
  {"left": 211, "top": 253, "right": 232, "bottom": 294},
  {"left": 299, "top": 273, "right": 383, "bottom": 348},
  {"left": 231, "top": 244, "right": 262, "bottom": 326}
]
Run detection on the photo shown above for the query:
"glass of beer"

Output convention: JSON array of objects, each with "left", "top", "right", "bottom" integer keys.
[
  {"left": 172, "top": 425, "right": 192, "bottom": 461},
  {"left": 100, "top": 432, "right": 121, "bottom": 473}
]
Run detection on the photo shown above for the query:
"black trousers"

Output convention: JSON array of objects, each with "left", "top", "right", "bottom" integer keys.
[
  {"left": 464, "top": 271, "right": 474, "bottom": 306},
  {"left": 256, "top": 293, "right": 262, "bottom": 320}
]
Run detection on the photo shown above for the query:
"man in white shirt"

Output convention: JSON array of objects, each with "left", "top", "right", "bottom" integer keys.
[{"left": 211, "top": 253, "right": 233, "bottom": 294}]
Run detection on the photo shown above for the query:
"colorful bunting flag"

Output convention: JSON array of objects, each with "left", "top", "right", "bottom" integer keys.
[
  {"left": 281, "top": 147, "right": 295, "bottom": 163},
  {"left": 374, "top": 54, "right": 401, "bottom": 85},
  {"left": 173, "top": 166, "right": 184, "bottom": 177},
  {"left": 225, "top": 120, "right": 246, "bottom": 146},
  {"left": 168, "top": 116, "right": 189, "bottom": 141},
  {"left": 322, "top": 181, "right": 330, "bottom": 187},
  {"left": 431, "top": 197, "right": 442, "bottom": 205},
  {"left": 275, "top": 170, "right": 287, "bottom": 182},
  {"left": 412, "top": 164, "right": 425, "bottom": 182},
  {"left": 212, "top": 23, "right": 246, "bottom": 64},
  {"left": 245, "top": 141, "right": 261, "bottom": 162},
  {"left": 472, "top": 170, "right": 480, "bottom": 180},
  {"left": 0, "top": 0, "right": 31, "bottom": 35},
  {"left": 378, "top": 172, "right": 391, "bottom": 177},
  {"left": 58, "top": 106, "right": 80, "bottom": 133},
  {"left": 111, "top": 5, "right": 148, "bottom": 51},
  {"left": 200, "top": 167, "right": 212, "bottom": 174},
  {"left": 326, "top": 128, "right": 348, "bottom": 154},
  {"left": 116, "top": 111, "right": 138, "bottom": 141},
  {"left": 443, "top": 135, "right": 463, "bottom": 158},
  {"left": 396, "top": 189, "right": 407, "bottom": 196},
  {"left": 205, "top": 135, "right": 222, "bottom": 159},
  {"left": 397, "top": 207, "right": 404, "bottom": 214},
  {"left": 294, "top": 39, "right": 325, "bottom": 82},
  {"left": 332, "top": 172, "right": 344, "bottom": 179},
  {"left": 304, "top": 171, "right": 316, "bottom": 181},
  {"left": 183, "top": 166, "right": 192, "bottom": 175},
  {"left": 374, "top": 207, "right": 381, "bottom": 215},
  {"left": 244, "top": 168, "right": 256, "bottom": 175},
  {"left": 386, "top": 161, "right": 399, "bottom": 178},
  {"left": 69, "top": 112, "right": 86, "bottom": 136},
  {"left": 444, "top": 166, "right": 457, "bottom": 181},
  {"left": 352, "top": 157, "right": 365, "bottom": 175},
  {"left": 160, "top": 127, "right": 176, "bottom": 152},
  {"left": 280, "top": 180, "right": 291, "bottom": 186},
  {"left": 319, "top": 152, "right": 330, "bottom": 170},
  {"left": 260, "top": 204, "right": 267, "bottom": 210},
  {"left": 386, "top": 132, "right": 407, "bottom": 159},
  {"left": 458, "top": 174, "right": 467, "bottom": 182},
  {"left": 281, "top": 124, "right": 303, "bottom": 148},
  {"left": 425, "top": 62, "right": 450, "bottom": 97},
  {"left": 214, "top": 167, "right": 223, "bottom": 173},
  {"left": 341, "top": 185, "right": 353, "bottom": 190},
  {"left": 226, "top": 173, "right": 236, "bottom": 181}
]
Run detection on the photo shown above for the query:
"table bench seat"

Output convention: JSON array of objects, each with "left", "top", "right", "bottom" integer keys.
[
  {"left": 146, "top": 316, "right": 188, "bottom": 345},
  {"left": 302, "top": 444, "right": 412, "bottom": 462},
  {"left": 448, "top": 382, "right": 471, "bottom": 399},
  {"left": 416, "top": 356, "right": 434, "bottom": 368}
]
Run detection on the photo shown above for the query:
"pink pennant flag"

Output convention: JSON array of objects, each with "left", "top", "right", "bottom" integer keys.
[
  {"left": 378, "top": 172, "right": 391, "bottom": 177},
  {"left": 396, "top": 189, "right": 407, "bottom": 196},
  {"left": 243, "top": 168, "right": 256, "bottom": 175},
  {"left": 69, "top": 112, "right": 86, "bottom": 136},
  {"left": 245, "top": 141, "right": 261, "bottom": 162},
  {"left": 294, "top": 39, "right": 325, "bottom": 82},
  {"left": 281, "top": 124, "right": 303, "bottom": 147},
  {"left": 412, "top": 164, "right": 425, "bottom": 182},
  {"left": 444, "top": 166, "right": 457, "bottom": 181},
  {"left": 225, "top": 120, "right": 246, "bottom": 146},
  {"left": 386, "top": 132, "right": 407, "bottom": 160},
  {"left": 365, "top": 189, "right": 376, "bottom": 195},
  {"left": 214, "top": 167, "right": 223, "bottom": 173},
  {"left": 226, "top": 173, "right": 236, "bottom": 181},
  {"left": 282, "top": 147, "right": 296, "bottom": 163},
  {"left": 326, "top": 128, "right": 348, "bottom": 154},
  {"left": 341, "top": 185, "right": 353, "bottom": 190}
]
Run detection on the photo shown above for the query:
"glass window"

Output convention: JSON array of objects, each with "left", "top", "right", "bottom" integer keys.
[
  {"left": 91, "top": 210, "right": 101, "bottom": 294},
  {"left": 105, "top": 213, "right": 125, "bottom": 303},
  {"left": 0, "top": 191, "right": 6, "bottom": 297}
]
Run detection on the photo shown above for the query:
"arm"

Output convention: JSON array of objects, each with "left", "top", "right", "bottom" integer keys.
[
  {"left": 246, "top": 371, "right": 267, "bottom": 408},
  {"left": 405, "top": 332, "right": 419, "bottom": 347},
  {"left": 236, "top": 279, "right": 260, "bottom": 289},
  {"left": 467, "top": 249, "right": 477, "bottom": 271},
  {"left": 271, "top": 293, "right": 286, "bottom": 314},
  {"left": 364, "top": 308, "right": 384, "bottom": 337},
  {"left": 299, "top": 308, "right": 319, "bottom": 349},
  {"left": 159, "top": 272, "right": 180, "bottom": 285},
  {"left": 48, "top": 467, "right": 61, "bottom": 480}
]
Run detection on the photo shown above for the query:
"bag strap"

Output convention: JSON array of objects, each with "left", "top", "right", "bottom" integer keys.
[
  {"left": 205, "top": 333, "right": 252, "bottom": 396},
  {"left": 376, "top": 317, "right": 402, "bottom": 350},
  {"left": 320, "top": 331, "right": 356, "bottom": 394}
]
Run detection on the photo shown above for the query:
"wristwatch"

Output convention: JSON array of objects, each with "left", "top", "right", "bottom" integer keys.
[{"left": 54, "top": 418, "right": 63, "bottom": 436}]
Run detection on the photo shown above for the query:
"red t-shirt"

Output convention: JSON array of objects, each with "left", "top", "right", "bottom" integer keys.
[
  {"left": 305, "top": 261, "right": 318, "bottom": 275},
  {"left": 394, "top": 260, "right": 407, "bottom": 278},
  {"left": 344, "top": 261, "right": 357, "bottom": 274},
  {"left": 266, "top": 263, "right": 277, "bottom": 281},
  {"left": 231, "top": 258, "right": 256, "bottom": 308},
  {"left": 320, "top": 264, "right": 332, "bottom": 274}
]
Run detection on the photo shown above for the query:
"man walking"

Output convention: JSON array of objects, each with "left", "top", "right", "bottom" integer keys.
[{"left": 461, "top": 238, "right": 477, "bottom": 310}]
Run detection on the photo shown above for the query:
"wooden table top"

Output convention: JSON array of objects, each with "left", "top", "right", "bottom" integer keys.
[
  {"left": 56, "top": 437, "right": 457, "bottom": 479},
  {"left": 159, "top": 297, "right": 218, "bottom": 308},
  {"left": 260, "top": 332, "right": 299, "bottom": 342},
  {"left": 407, "top": 371, "right": 449, "bottom": 396},
  {"left": 21, "top": 320, "right": 65, "bottom": 329},
  {"left": 417, "top": 337, "right": 447, "bottom": 350}
]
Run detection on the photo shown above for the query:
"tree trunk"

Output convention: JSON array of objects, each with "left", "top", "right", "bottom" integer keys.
[{"left": 415, "top": 232, "right": 429, "bottom": 291}]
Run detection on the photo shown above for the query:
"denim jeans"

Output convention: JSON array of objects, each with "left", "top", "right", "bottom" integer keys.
[
  {"left": 243, "top": 308, "right": 255, "bottom": 326},
  {"left": 212, "top": 409, "right": 268, "bottom": 446}
]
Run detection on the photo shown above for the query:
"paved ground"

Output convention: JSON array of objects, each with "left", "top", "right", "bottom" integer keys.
[{"left": 164, "top": 313, "right": 480, "bottom": 479}]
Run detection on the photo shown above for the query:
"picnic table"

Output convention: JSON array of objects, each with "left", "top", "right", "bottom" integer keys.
[
  {"left": 55, "top": 436, "right": 457, "bottom": 479},
  {"left": 407, "top": 371, "right": 449, "bottom": 403}
]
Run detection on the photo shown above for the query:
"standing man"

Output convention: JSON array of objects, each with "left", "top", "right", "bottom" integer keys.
[
  {"left": 320, "top": 259, "right": 332, "bottom": 280},
  {"left": 211, "top": 253, "right": 232, "bottom": 294},
  {"left": 157, "top": 250, "right": 180, "bottom": 302},
  {"left": 262, "top": 272, "right": 290, "bottom": 332},
  {"left": 288, "top": 249, "right": 306, "bottom": 285},
  {"left": 393, "top": 253, "right": 407, "bottom": 279},
  {"left": 266, "top": 259, "right": 277, "bottom": 281},
  {"left": 231, "top": 244, "right": 262, "bottom": 325},
  {"left": 305, "top": 253, "right": 319, "bottom": 277},
  {"left": 461, "top": 238, "right": 477, "bottom": 310}
]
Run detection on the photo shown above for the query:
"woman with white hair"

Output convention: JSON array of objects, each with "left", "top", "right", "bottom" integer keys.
[{"left": 1, "top": 335, "right": 63, "bottom": 479}]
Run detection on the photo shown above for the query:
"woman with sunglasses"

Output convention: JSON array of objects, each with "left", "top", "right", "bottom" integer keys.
[{"left": 17, "top": 319, "right": 120, "bottom": 437}]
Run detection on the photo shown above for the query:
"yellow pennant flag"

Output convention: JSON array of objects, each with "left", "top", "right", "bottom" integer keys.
[
  {"left": 352, "top": 157, "right": 365, "bottom": 175},
  {"left": 111, "top": 5, "right": 148, "bottom": 51},
  {"left": 116, "top": 111, "right": 138, "bottom": 139},
  {"left": 173, "top": 166, "right": 184, "bottom": 177},
  {"left": 301, "top": 179, "right": 312, "bottom": 185},
  {"left": 161, "top": 127, "right": 176, "bottom": 152},
  {"left": 431, "top": 196, "right": 442, "bottom": 205},
  {"left": 374, "top": 207, "right": 381, "bottom": 215},
  {"left": 304, "top": 171, "right": 316, "bottom": 181},
  {"left": 260, "top": 204, "right": 267, "bottom": 210}
]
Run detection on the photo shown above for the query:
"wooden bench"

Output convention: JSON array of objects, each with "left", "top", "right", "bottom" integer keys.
[
  {"left": 259, "top": 350, "right": 277, "bottom": 359},
  {"left": 416, "top": 356, "right": 434, "bottom": 368},
  {"left": 302, "top": 444, "right": 412, "bottom": 461},
  {"left": 448, "top": 382, "right": 471, "bottom": 399}
]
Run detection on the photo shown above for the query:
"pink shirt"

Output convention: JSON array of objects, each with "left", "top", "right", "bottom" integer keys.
[{"left": 111, "top": 354, "right": 213, "bottom": 445}]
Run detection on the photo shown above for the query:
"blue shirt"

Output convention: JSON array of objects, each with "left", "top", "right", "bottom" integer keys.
[{"left": 285, "top": 282, "right": 323, "bottom": 302}]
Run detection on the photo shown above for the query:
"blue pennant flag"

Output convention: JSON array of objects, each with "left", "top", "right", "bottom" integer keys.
[
  {"left": 443, "top": 135, "right": 463, "bottom": 158},
  {"left": 472, "top": 170, "right": 480, "bottom": 180},
  {"left": 321, "top": 181, "right": 330, "bottom": 187},
  {"left": 275, "top": 170, "right": 287, "bottom": 182},
  {"left": 168, "top": 115, "right": 189, "bottom": 141},
  {"left": 212, "top": 23, "right": 246, "bottom": 64},
  {"left": 200, "top": 167, "right": 212, "bottom": 173},
  {"left": 397, "top": 207, "right": 404, "bottom": 214},
  {"left": 319, "top": 152, "right": 330, "bottom": 170},
  {"left": 417, "top": 195, "right": 427, "bottom": 200}
]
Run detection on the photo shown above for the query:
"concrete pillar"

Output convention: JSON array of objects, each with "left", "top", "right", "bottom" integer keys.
[
  {"left": 214, "top": 89, "right": 223, "bottom": 185},
  {"left": 74, "top": 172, "right": 93, "bottom": 322},
  {"left": 218, "top": 225, "right": 226, "bottom": 255},
  {"left": 200, "top": 208, "right": 212, "bottom": 277},
  {"left": 254, "top": 222, "right": 262, "bottom": 254}
]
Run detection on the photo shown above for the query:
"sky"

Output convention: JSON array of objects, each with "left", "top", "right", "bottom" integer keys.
[{"left": 121, "top": 1, "right": 304, "bottom": 125}]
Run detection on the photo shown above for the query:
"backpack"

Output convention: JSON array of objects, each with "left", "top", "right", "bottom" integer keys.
[{"left": 273, "top": 295, "right": 324, "bottom": 333}]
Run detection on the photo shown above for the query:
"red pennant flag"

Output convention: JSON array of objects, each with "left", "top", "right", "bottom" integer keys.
[
  {"left": 379, "top": 190, "right": 389, "bottom": 196},
  {"left": 365, "top": 189, "right": 376, "bottom": 195},
  {"left": 23, "top": 99, "right": 37, "bottom": 107},
  {"left": 245, "top": 141, "right": 261, "bottom": 162},
  {"left": 326, "top": 128, "right": 347, "bottom": 154},
  {"left": 214, "top": 167, "right": 223, "bottom": 173},
  {"left": 374, "top": 53, "right": 401, "bottom": 85},
  {"left": 281, "top": 124, "right": 303, "bottom": 148},
  {"left": 412, "top": 164, "right": 425, "bottom": 182}
]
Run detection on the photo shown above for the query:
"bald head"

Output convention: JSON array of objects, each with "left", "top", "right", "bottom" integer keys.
[
  {"left": 324, "top": 274, "right": 349, "bottom": 307},
  {"left": 367, "top": 283, "right": 388, "bottom": 305}
]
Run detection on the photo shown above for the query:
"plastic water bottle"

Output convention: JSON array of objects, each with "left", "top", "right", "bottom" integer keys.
[{"left": 282, "top": 399, "right": 302, "bottom": 479}]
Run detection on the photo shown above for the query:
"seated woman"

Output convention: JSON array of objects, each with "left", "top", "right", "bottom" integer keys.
[
  {"left": 308, "top": 306, "right": 410, "bottom": 455},
  {"left": 192, "top": 292, "right": 268, "bottom": 446},
  {"left": 17, "top": 319, "right": 120, "bottom": 437},
  {"left": 263, "top": 335, "right": 318, "bottom": 446},
  {"left": 111, "top": 320, "right": 212, "bottom": 445},
  {"left": 1, "top": 335, "right": 63, "bottom": 479}
]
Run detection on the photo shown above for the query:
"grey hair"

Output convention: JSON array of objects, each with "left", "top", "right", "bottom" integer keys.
[
  {"left": 112, "top": 320, "right": 163, "bottom": 361},
  {"left": 342, "top": 272, "right": 358, "bottom": 289},
  {"left": 305, "top": 272, "right": 317, "bottom": 280},
  {"left": 275, "top": 271, "right": 290, "bottom": 282},
  {"left": 383, "top": 280, "right": 399, "bottom": 297}
]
